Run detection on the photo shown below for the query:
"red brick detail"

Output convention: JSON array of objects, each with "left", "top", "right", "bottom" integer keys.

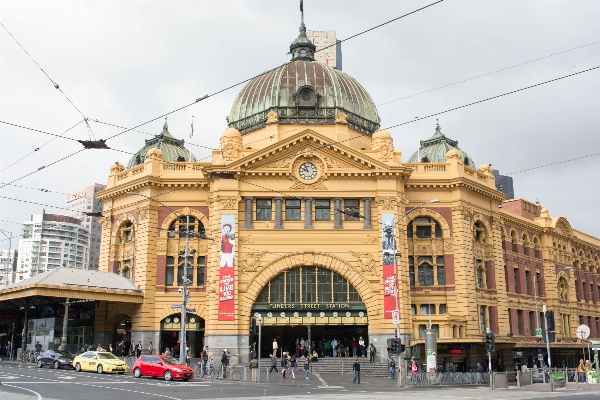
[
  {"left": 486, "top": 260, "right": 496, "bottom": 289},
  {"left": 427, "top": 206, "right": 453, "bottom": 236},
  {"left": 109, "top": 260, "right": 119, "bottom": 273},
  {"left": 444, "top": 254, "right": 455, "bottom": 285},
  {"left": 489, "top": 306, "right": 499, "bottom": 334},
  {"left": 508, "top": 308, "right": 518, "bottom": 334},
  {"left": 501, "top": 199, "right": 541, "bottom": 220},
  {"left": 156, "top": 255, "right": 166, "bottom": 286}
]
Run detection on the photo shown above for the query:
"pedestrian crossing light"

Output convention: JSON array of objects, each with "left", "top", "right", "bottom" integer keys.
[
  {"left": 485, "top": 332, "right": 495, "bottom": 352},
  {"left": 387, "top": 338, "right": 401, "bottom": 355}
]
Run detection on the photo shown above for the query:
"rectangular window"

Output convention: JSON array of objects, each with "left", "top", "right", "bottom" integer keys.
[
  {"left": 420, "top": 304, "right": 436, "bottom": 315},
  {"left": 315, "top": 200, "right": 331, "bottom": 221},
  {"left": 514, "top": 268, "right": 519, "bottom": 293},
  {"left": 477, "top": 267, "right": 485, "bottom": 288},
  {"left": 409, "top": 266, "right": 415, "bottom": 286},
  {"left": 166, "top": 267, "right": 174, "bottom": 286},
  {"left": 418, "top": 265, "right": 434, "bottom": 286},
  {"left": 270, "top": 274, "right": 285, "bottom": 303},
  {"left": 431, "top": 324, "right": 440, "bottom": 338},
  {"left": 439, "top": 304, "right": 447, "bottom": 314},
  {"left": 343, "top": 199, "right": 360, "bottom": 221},
  {"left": 583, "top": 282, "right": 588, "bottom": 302},
  {"left": 517, "top": 310, "right": 524, "bottom": 335},
  {"left": 416, "top": 225, "right": 432, "bottom": 238},
  {"left": 333, "top": 272, "right": 348, "bottom": 302},
  {"left": 196, "top": 256, "right": 206, "bottom": 286},
  {"left": 418, "top": 325, "right": 427, "bottom": 339},
  {"left": 286, "top": 268, "right": 300, "bottom": 303},
  {"left": 437, "top": 266, "right": 445, "bottom": 285},
  {"left": 411, "top": 304, "right": 416, "bottom": 315},
  {"left": 529, "top": 311, "right": 536, "bottom": 336},
  {"left": 480, "top": 305, "right": 487, "bottom": 334},
  {"left": 525, "top": 270, "right": 530, "bottom": 295},
  {"left": 285, "top": 199, "right": 301, "bottom": 220},
  {"left": 256, "top": 199, "right": 272, "bottom": 221}
]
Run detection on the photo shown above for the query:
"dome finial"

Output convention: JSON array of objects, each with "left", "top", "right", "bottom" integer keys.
[
  {"left": 162, "top": 117, "right": 169, "bottom": 134},
  {"left": 290, "top": 0, "right": 315, "bottom": 61},
  {"left": 433, "top": 119, "right": 443, "bottom": 137}
]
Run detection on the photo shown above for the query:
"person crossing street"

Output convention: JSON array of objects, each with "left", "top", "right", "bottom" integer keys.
[{"left": 352, "top": 358, "right": 361, "bottom": 384}]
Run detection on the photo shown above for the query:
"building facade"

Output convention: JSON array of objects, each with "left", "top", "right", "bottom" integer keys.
[
  {"left": 87, "top": 19, "right": 600, "bottom": 371},
  {"left": 493, "top": 170, "right": 515, "bottom": 200},
  {"left": 306, "top": 30, "right": 342, "bottom": 70},
  {"left": 0, "top": 250, "right": 18, "bottom": 286},
  {"left": 66, "top": 183, "right": 107, "bottom": 270},
  {"left": 16, "top": 214, "right": 90, "bottom": 282}
]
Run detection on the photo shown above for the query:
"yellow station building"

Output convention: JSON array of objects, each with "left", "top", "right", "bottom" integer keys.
[{"left": 2, "top": 19, "right": 600, "bottom": 371}]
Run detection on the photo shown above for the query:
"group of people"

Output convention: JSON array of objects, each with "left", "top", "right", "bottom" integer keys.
[
  {"left": 266, "top": 352, "right": 310, "bottom": 380},
  {"left": 577, "top": 359, "right": 596, "bottom": 382},
  {"left": 282, "top": 336, "right": 376, "bottom": 359}
]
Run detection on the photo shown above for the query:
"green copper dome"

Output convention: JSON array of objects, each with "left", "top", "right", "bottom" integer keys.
[
  {"left": 407, "top": 122, "right": 476, "bottom": 167},
  {"left": 127, "top": 118, "right": 197, "bottom": 168},
  {"left": 227, "top": 22, "right": 380, "bottom": 136}
]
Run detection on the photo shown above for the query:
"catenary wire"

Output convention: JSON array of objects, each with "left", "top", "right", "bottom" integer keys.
[
  {"left": 0, "top": 195, "right": 68, "bottom": 210},
  {"left": 103, "top": 1, "right": 439, "bottom": 143},
  {"left": 0, "top": 219, "right": 23, "bottom": 225},
  {"left": 504, "top": 152, "right": 600, "bottom": 175},
  {"left": 381, "top": 64, "right": 600, "bottom": 131},
  {"left": 0, "top": 22, "right": 95, "bottom": 140},
  {"left": 378, "top": 39, "right": 600, "bottom": 106},
  {"left": 314, "top": 0, "right": 444, "bottom": 55},
  {"left": 0, "top": 119, "right": 85, "bottom": 172},
  {"left": 0, "top": 183, "right": 68, "bottom": 195}
]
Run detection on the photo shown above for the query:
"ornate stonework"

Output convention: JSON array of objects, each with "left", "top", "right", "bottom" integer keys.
[
  {"left": 371, "top": 135, "right": 394, "bottom": 162},
  {"left": 290, "top": 176, "right": 327, "bottom": 190},
  {"left": 238, "top": 235, "right": 254, "bottom": 244},
  {"left": 220, "top": 135, "right": 243, "bottom": 161},
  {"left": 241, "top": 250, "right": 269, "bottom": 273},
  {"left": 364, "top": 235, "right": 379, "bottom": 244},
  {"left": 216, "top": 196, "right": 241, "bottom": 210},
  {"left": 156, "top": 240, "right": 167, "bottom": 253},
  {"left": 266, "top": 110, "right": 279, "bottom": 124},
  {"left": 350, "top": 251, "right": 376, "bottom": 273},
  {"left": 335, "top": 111, "right": 348, "bottom": 124},
  {"left": 376, "top": 196, "right": 398, "bottom": 211}
]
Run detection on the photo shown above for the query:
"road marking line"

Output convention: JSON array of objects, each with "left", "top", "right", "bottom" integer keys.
[
  {"left": 1, "top": 383, "right": 43, "bottom": 400},
  {"left": 313, "top": 373, "right": 328, "bottom": 386}
]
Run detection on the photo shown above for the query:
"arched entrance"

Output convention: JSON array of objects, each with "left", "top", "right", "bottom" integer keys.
[
  {"left": 160, "top": 314, "right": 205, "bottom": 358},
  {"left": 251, "top": 266, "right": 368, "bottom": 359}
]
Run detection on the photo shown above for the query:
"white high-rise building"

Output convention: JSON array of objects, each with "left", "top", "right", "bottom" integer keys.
[
  {"left": 16, "top": 214, "right": 89, "bottom": 282},
  {"left": 306, "top": 30, "right": 342, "bottom": 70},
  {"left": 65, "top": 183, "right": 106, "bottom": 270},
  {"left": 0, "top": 249, "right": 18, "bottom": 286}
]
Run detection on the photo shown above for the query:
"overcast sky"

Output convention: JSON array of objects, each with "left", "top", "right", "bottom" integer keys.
[{"left": 1, "top": 0, "right": 599, "bottom": 246}]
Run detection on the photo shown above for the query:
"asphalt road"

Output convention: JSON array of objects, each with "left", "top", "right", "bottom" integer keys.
[{"left": 1, "top": 362, "right": 600, "bottom": 400}]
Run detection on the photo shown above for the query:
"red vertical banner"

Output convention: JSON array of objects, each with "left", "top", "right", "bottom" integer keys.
[
  {"left": 218, "top": 214, "right": 235, "bottom": 321},
  {"left": 382, "top": 213, "right": 398, "bottom": 319}
]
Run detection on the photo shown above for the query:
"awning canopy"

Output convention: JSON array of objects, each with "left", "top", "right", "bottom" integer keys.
[{"left": 0, "top": 268, "right": 143, "bottom": 312}]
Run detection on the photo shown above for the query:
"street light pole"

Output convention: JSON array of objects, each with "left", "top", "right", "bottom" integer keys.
[{"left": 0, "top": 229, "right": 13, "bottom": 286}]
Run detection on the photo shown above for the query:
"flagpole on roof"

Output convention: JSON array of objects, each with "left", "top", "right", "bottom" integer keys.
[
  {"left": 189, "top": 115, "right": 194, "bottom": 161},
  {"left": 300, "top": 0, "right": 304, "bottom": 25}
]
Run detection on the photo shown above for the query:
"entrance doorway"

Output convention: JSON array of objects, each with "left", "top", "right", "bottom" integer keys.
[{"left": 160, "top": 314, "right": 204, "bottom": 358}]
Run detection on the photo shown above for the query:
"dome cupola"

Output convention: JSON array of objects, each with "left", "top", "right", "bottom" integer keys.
[
  {"left": 127, "top": 117, "right": 197, "bottom": 168},
  {"left": 227, "top": 18, "right": 380, "bottom": 137},
  {"left": 407, "top": 121, "right": 476, "bottom": 167}
]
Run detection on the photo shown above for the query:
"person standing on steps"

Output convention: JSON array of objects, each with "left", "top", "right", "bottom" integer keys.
[
  {"left": 273, "top": 339, "right": 278, "bottom": 358},
  {"left": 268, "top": 353, "right": 279, "bottom": 375},
  {"left": 369, "top": 343, "right": 376, "bottom": 364},
  {"left": 352, "top": 358, "right": 361, "bottom": 384},
  {"left": 304, "top": 356, "right": 310, "bottom": 379},
  {"left": 332, "top": 337, "right": 338, "bottom": 357},
  {"left": 148, "top": 341, "right": 153, "bottom": 355}
]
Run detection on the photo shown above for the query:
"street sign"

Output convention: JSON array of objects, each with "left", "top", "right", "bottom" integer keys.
[
  {"left": 535, "top": 328, "right": 543, "bottom": 337},
  {"left": 392, "top": 310, "right": 399, "bottom": 325},
  {"left": 577, "top": 324, "right": 590, "bottom": 340},
  {"left": 186, "top": 308, "right": 196, "bottom": 313},
  {"left": 171, "top": 305, "right": 182, "bottom": 309},
  {"left": 538, "top": 354, "right": 544, "bottom": 361}
]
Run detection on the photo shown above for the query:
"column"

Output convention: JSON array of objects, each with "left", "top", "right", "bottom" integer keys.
[
  {"left": 274, "top": 197, "right": 283, "bottom": 229},
  {"left": 333, "top": 198, "right": 342, "bottom": 229},
  {"left": 304, "top": 198, "right": 313, "bottom": 229},
  {"left": 244, "top": 197, "right": 253, "bottom": 229},
  {"left": 59, "top": 298, "right": 70, "bottom": 350},
  {"left": 363, "top": 198, "right": 373, "bottom": 229}
]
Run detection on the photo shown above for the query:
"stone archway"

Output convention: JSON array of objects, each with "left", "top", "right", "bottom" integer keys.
[{"left": 242, "top": 251, "right": 378, "bottom": 329}]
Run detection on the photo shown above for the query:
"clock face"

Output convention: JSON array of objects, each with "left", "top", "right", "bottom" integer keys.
[
  {"left": 299, "top": 162, "right": 317, "bottom": 180},
  {"left": 189, "top": 317, "right": 196, "bottom": 323}
]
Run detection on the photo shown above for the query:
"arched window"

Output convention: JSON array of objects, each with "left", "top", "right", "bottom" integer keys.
[
  {"left": 511, "top": 230, "right": 518, "bottom": 253},
  {"left": 256, "top": 267, "right": 362, "bottom": 304},
  {"left": 408, "top": 217, "right": 442, "bottom": 239},
  {"left": 168, "top": 216, "right": 205, "bottom": 238},
  {"left": 418, "top": 261, "right": 434, "bottom": 286},
  {"left": 119, "top": 221, "right": 134, "bottom": 244},
  {"left": 558, "top": 277, "right": 569, "bottom": 300}
]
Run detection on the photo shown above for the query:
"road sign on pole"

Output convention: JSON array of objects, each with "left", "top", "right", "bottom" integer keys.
[
  {"left": 171, "top": 305, "right": 182, "bottom": 309},
  {"left": 392, "top": 310, "right": 399, "bottom": 325},
  {"left": 535, "top": 328, "right": 543, "bottom": 337}
]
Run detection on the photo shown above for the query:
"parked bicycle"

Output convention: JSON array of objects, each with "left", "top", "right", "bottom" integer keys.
[{"left": 212, "top": 364, "right": 241, "bottom": 381}]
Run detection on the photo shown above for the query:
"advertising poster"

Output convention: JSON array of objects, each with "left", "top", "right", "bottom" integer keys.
[
  {"left": 381, "top": 213, "right": 397, "bottom": 319},
  {"left": 218, "top": 214, "right": 235, "bottom": 321}
]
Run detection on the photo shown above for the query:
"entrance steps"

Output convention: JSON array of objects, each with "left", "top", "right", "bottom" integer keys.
[{"left": 308, "top": 357, "right": 390, "bottom": 377}]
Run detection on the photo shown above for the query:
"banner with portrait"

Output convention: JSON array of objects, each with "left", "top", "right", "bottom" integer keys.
[
  {"left": 381, "top": 213, "right": 397, "bottom": 319},
  {"left": 218, "top": 214, "right": 235, "bottom": 321}
]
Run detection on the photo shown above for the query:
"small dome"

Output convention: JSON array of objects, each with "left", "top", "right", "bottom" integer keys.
[
  {"left": 407, "top": 122, "right": 476, "bottom": 167},
  {"left": 127, "top": 118, "right": 197, "bottom": 168},
  {"left": 372, "top": 129, "right": 391, "bottom": 139},
  {"left": 222, "top": 127, "right": 241, "bottom": 137}
]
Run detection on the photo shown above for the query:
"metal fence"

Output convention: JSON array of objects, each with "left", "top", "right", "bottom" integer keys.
[{"left": 402, "top": 371, "right": 490, "bottom": 386}]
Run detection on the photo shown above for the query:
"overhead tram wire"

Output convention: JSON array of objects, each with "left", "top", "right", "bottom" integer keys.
[
  {"left": 0, "top": 183, "right": 67, "bottom": 195},
  {"left": 377, "top": 39, "right": 600, "bottom": 106},
  {"left": 0, "top": 22, "right": 96, "bottom": 140},
  {"left": 0, "top": 195, "right": 68, "bottom": 210},
  {"left": 103, "top": 1, "right": 441, "bottom": 143},
  {"left": 504, "top": 152, "right": 600, "bottom": 175},
  {"left": 0, "top": 119, "right": 85, "bottom": 172}
]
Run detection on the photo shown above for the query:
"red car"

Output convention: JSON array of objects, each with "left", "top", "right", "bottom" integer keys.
[{"left": 132, "top": 355, "right": 194, "bottom": 381}]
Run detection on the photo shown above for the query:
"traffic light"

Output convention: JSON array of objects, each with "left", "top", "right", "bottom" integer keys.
[
  {"left": 544, "top": 331, "right": 556, "bottom": 343},
  {"left": 485, "top": 332, "right": 495, "bottom": 352},
  {"left": 387, "top": 338, "right": 401, "bottom": 355},
  {"left": 546, "top": 310, "right": 555, "bottom": 331},
  {"left": 250, "top": 318, "right": 256, "bottom": 334}
]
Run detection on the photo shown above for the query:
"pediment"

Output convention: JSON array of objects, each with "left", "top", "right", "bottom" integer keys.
[{"left": 227, "top": 129, "right": 391, "bottom": 173}]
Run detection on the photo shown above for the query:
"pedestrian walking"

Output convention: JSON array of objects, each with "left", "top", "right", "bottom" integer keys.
[
  {"left": 148, "top": 341, "right": 153, "bottom": 354},
  {"left": 411, "top": 356, "right": 418, "bottom": 384},
  {"left": 352, "top": 358, "right": 361, "bottom": 384},
  {"left": 249, "top": 357, "right": 258, "bottom": 382},
  {"left": 289, "top": 355, "right": 297, "bottom": 380},
  {"left": 358, "top": 336, "right": 365, "bottom": 357},
  {"left": 281, "top": 352, "right": 289, "bottom": 378},
  {"left": 389, "top": 358, "right": 396, "bottom": 379},
  {"left": 476, "top": 362, "right": 483, "bottom": 384},
  {"left": 304, "top": 357, "right": 310, "bottom": 379},
  {"left": 351, "top": 337, "right": 358, "bottom": 357},
  {"left": 268, "top": 353, "right": 279, "bottom": 375}
]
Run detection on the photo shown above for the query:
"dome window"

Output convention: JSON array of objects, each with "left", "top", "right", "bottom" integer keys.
[
  {"left": 176, "top": 156, "right": 185, "bottom": 162},
  {"left": 421, "top": 156, "right": 430, "bottom": 163},
  {"left": 294, "top": 85, "right": 320, "bottom": 107}
]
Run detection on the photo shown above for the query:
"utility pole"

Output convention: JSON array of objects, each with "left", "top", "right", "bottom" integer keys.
[
  {"left": 543, "top": 305, "right": 552, "bottom": 369},
  {"left": 257, "top": 315, "right": 262, "bottom": 383},
  {"left": 59, "top": 298, "right": 71, "bottom": 351},
  {"left": 179, "top": 215, "right": 190, "bottom": 365}
]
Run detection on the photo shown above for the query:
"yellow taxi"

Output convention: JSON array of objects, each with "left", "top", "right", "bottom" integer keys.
[{"left": 73, "top": 351, "right": 128, "bottom": 374}]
